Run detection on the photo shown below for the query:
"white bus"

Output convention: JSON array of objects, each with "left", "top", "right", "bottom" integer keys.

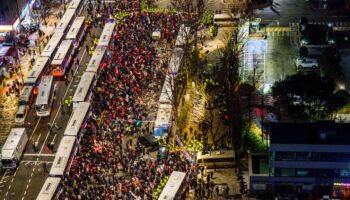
[
  {"left": 49, "top": 136, "right": 76, "bottom": 177},
  {"left": 158, "top": 171, "right": 187, "bottom": 200},
  {"left": 72, "top": 72, "right": 95, "bottom": 108},
  {"left": 41, "top": 32, "right": 64, "bottom": 59},
  {"left": 86, "top": 47, "right": 106, "bottom": 74},
  {"left": 213, "top": 14, "right": 240, "bottom": 27},
  {"left": 35, "top": 75, "right": 55, "bottom": 117},
  {"left": 98, "top": 20, "right": 116, "bottom": 47},
  {"left": 168, "top": 48, "right": 184, "bottom": 76},
  {"left": 197, "top": 150, "right": 235, "bottom": 168},
  {"left": 175, "top": 24, "right": 191, "bottom": 47},
  {"left": 24, "top": 57, "right": 50, "bottom": 89},
  {"left": 51, "top": 40, "right": 74, "bottom": 77},
  {"left": 67, "top": 0, "right": 84, "bottom": 15},
  {"left": 19, "top": 86, "right": 34, "bottom": 106},
  {"left": 54, "top": 9, "right": 76, "bottom": 34},
  {"left": 64, "top": 102, "right": 90, "bottom": 138},
  {"left": 36, "top": 177, "right": 61, "bottom": 200},
  {"left": 1, "top": 128, "right": 28, "bottom": 169},
  {"left": 66, "top": 17, "right": 86, "bottom": 49},
  {"left": 154, "top": 104, "right": 172, "bottom": 138}
]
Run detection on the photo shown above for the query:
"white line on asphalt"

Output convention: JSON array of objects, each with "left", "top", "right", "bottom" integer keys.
[
  {"left": 28, "top": 179, "right": 31, "bottom": 183},
  {"left": 26, "top": 184, "right": 29, "bottom": 189},
  {"left": 5, "top": 191, "right": 8, "bottom": 196},
  {"left": 0, "top": 171, "right": 9, "bottom": 184},
  {"left": 8, "top": 184, "right": 11, "bottom": 189},
  {"left": 39, "top": 48, "right": 87, "bottom": 154},
  {"left": 22, "top": 160, "right": 54, "bottom": 164},
  {"left": 10, "top": 179, "right": 13, "bottom": 183},
  {"left": 23, "top": 153, "right": 56, "bottom": 157},
  {"left": 29, "top": 117, "right": 42, "bottom": 141}
]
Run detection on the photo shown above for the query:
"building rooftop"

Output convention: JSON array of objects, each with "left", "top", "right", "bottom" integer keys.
[
  {"left": 0, "top": 0, "right": 27, "bottom": 25},
  {"left": 270, "top": 121, "right": 350, "bottom": 145}
]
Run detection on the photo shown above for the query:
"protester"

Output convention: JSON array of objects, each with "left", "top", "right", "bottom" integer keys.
[{"left": 60, "top": 4, "right": 198, "bottom": 199}]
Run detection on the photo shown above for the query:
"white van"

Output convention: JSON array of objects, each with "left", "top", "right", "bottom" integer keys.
[
  {"left": 1, "top": 128, "right": 28, "bottom": 169},
  {"left": 15, "top": 105, "right": 28, "bottom": 126}
]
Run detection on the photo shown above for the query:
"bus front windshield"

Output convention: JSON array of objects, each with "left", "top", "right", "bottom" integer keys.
[
  {"left": 1, "top": 159, "right": 14, "bottom": 167},
  {"left": 36, "top": 105, "right": 48, "bottom": 112}
]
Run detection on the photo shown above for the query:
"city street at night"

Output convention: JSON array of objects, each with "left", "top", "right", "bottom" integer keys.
[{"left": 0, "top": 0, "right": 350, "bottom": 200}]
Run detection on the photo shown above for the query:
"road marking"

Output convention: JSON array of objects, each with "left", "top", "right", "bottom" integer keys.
[
  {"left": 10, "top": 179, "right": 13, "bottom": 183},
  {"left": 8, "top": 185, "right": 11, "bottom": 189},
  {"left": 26, "top": 184, "right": 29, "bottom": 189},
  {"left": 29, "top": 117, "right": 42, "bottom": 141},
  {"left": 39, "top": 48, "right": 87, "bottom": 154},
  {"left": 0, "top": 171, "right": 9, "bottom": 184},
  {"left": 23, "top": 153, "right": 56, "bottom": 157},
  {"left": 22, "top": 160, "right": 54, "bottom": 164},
  {"left": 5, "top": 191, "right": 8, "bottom": 196}
]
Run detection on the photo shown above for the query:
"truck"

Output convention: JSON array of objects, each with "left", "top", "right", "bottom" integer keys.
[{"left": 1, "top": 128, "right": 28, "bottom": 170}]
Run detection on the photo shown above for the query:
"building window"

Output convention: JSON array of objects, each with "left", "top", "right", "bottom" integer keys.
[
  {"left": 340, "top": 169, "right": 350, "bottom": 178},
  {"left": 296, "top": 169, "right": 312, "bottom": 177},
  {"left": 296, "top": 152, "right": 312, "bottom": 161},
  {"left": 274, "top": 168, "right": 295, "bottom": 177},
  {"left": 275, "top": 151, "right": 295, "bottom": 161}
]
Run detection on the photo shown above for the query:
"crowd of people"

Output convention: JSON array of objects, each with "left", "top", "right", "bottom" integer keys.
[{"left": 60, "top": 3, "right": 195, "bottom": 199}]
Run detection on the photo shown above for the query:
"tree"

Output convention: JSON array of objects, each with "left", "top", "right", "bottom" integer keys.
[
  {"left": 319, "top": 46, "right": 344, "bottom": 83},
  {"left": 299, "top": 46, "right": 308, "bottom": 58},
  {"left": 271, "top": 73, "right": 347, "bottom": 120}
]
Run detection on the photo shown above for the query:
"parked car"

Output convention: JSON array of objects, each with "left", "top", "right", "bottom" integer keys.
[{"left": 296, "top": 57, "right": 319, "bottom": 69}]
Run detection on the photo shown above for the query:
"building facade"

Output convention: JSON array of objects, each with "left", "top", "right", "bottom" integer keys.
[{"left": 249, "top": 121, "right": 350, "bottom": 199}]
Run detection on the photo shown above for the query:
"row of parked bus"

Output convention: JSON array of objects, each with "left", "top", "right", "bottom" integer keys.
[
  {"left": 153, "top": 24, "right": 190, "bottom": 139},
  {"left": 15, "top": 0, "right": 87, "bottom": 123},
  {"left": 36, "top": 19, "right": 116, "bottom": 200},
  {"left": 1, "top": 0, "right": 86, "bottom": 171}
]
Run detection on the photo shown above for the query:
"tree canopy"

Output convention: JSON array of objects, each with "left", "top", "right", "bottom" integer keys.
[{"left": 272, "top": 73, "right": 350, "bottom": 120}]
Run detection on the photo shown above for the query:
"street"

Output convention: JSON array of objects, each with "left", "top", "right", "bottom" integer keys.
[{"left": 0, "top": 4, "right": 103, "bottom": 199}]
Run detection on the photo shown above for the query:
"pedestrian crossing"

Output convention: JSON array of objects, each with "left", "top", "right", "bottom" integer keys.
[{"left": 265, "top": 20, "right": 350, "bottom": 37}]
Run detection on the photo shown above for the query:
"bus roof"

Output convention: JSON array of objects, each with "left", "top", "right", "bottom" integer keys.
[
  {"left": 64, "top": 102, "right": 90, "bottom": 137},
  {"left": 19, "top": 86, "right": 33, "bottom": 102},
  {"left": 86, "top": 47, "right": 106, "bottom": 73},
  {"left": 197, "top": 150, "right": 235, "bottom": 160},
  {"left": 49, "top": 136, "right": 75, "bottom": 176},
  {"left": 154, "top": 104, "right": 172, "bottom": 128},
  {"left": 36, "top": 177, "right": 61, "bottom": 200},
  {"left": 158, "top": 171, "right": 186, "bottom": 200},
  {"left": 54, "top": 9, "right": 76, "bottom": 34},
  {"left": 51, "top": 40, "right": 73, "bottom": 65},
  {"left": 67, "top": 0, "right": 82, "bottom": 10},
  {"left": 35, "top": 75, "right": 54, "bottom": 106},
  {"left": 168, "top": 48, "right": 184, "bottom": 75},
  {"left": 72, "top": 72, "right": 95, "bottom": 102},
  {"left": 159, "top": 75, "right": 172, "bottom": 104},
  {"left": 98, "top": 21, "right": 116, "bottom": 47},
  {"left": 41, "top": 32, "right": 64, "bottom": 58},
  {"left": 2, "top": 128, "right": 26, "bottom": 151},
  {"left": 66, "top": 17, "right": 86, "bottom": 40},
  {"left": 175, "top": 24, "right": 190, "bottom": 47},
  {"left": 24, "top": 57, "right": 50, "bottom": 85}
]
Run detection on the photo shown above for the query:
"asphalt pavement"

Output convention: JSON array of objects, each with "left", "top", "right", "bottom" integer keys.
[
  {"left": 0, "top": 4, "right": 103, "bottom": 200},
  {"left": 255, "top": 0, "right": 350, "bottom": 26}
]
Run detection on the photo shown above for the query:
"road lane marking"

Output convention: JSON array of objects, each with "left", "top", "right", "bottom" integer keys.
[
  {"left": 0, "top": 170, "right": 9, "bottom": 184},
  {"left": 39, "top": 48, "right": 87, "bottom": 154},
  {"left": 29, "top": 117, "right": 42, "bottom": 141},
  {"left": 23, "top": 153, "right": 56, "bottom": 157}
]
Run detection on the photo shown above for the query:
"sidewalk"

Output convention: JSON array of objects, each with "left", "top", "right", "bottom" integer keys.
[{"left": 0, "top": 7, "right": 61, "bottom": 144}]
